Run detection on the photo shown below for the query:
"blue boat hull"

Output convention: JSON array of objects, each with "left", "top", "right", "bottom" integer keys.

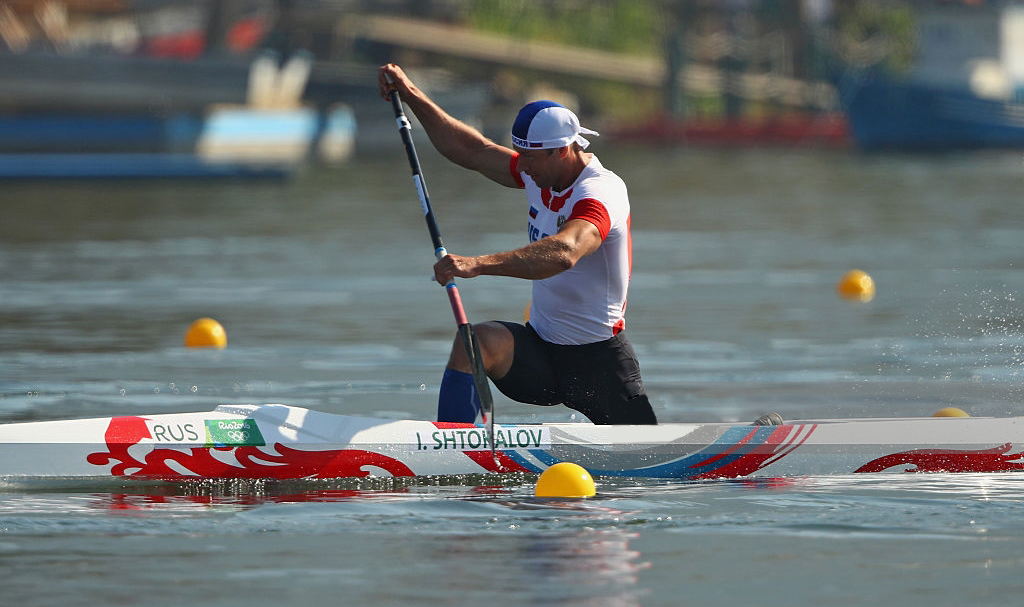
[
  {"left": 840, "top": 75, "right": 1024, "bottom": 150},
  {"left": 0, "top": 153, "right": 293, "bottom": 179},
  {"left": 0, "top": 105, "right": 354, "bottom": 179}
]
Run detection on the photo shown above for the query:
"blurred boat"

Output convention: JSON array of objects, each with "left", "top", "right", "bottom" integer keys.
[
  {"left": 840, "top": 77, "right": 1024, "bottom": 151},
  {"left": 0, "top": 1, "right": 356, "bottom": 178},
  {"left": 610, "top": 112, "right": 849, "bottom": 147},
  {"left": 0, "top": 52, "right": 356, "bottom": 179},
  {"left": 839, "top": 4, "right": 1024, "bottom": 151}
]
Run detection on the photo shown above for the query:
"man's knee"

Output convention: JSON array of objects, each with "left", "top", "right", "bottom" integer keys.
[
  {"left": 447, "top": 321, "right": 514, "bottom": 378},
  {"left": 472, "top": 321, "right": 515, "bottom": 378}
]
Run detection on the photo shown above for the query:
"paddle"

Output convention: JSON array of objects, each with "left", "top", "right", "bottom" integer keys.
[{"left": 386, "top": 83, "right": 497, "bottom": 456}]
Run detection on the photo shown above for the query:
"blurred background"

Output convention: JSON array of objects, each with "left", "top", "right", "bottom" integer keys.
[
  {"left": 3, "top": 1, "right": 1024, "bottom": 426},
  {"left": 2, "top": 0, "right": 1024, "bottom": 176}
]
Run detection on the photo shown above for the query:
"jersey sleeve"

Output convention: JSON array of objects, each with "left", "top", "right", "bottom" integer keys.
[
  {"left": 567, "top": 198, "right": 611, "bottom": 240},
  {"left": 510, "top": 153, "right": 525, "bottom": 189}
]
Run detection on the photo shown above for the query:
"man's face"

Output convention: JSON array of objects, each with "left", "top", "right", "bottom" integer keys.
[{"left": 514, "top": 147, "right": 562, "bottom": 189}]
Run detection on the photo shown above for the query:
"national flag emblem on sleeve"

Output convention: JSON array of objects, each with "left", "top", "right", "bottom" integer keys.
[{"left": 529, "top": 206, "right": 538, "bottom": 218}]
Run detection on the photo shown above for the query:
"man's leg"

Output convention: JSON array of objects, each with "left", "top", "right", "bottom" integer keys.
[
  {"left": 436, "top": 322, "right": 515, "bottom": 422},
  {"left": 560, "top": 332, "right": 658, "bottom": 425},
  {"left": 437, "top": 368, "right": 481, "bottom": 423}
]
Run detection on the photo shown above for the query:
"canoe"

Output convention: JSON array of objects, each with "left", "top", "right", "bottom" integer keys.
[{"left": 1, "top": 404, "right": 1022, "bottom": 481}]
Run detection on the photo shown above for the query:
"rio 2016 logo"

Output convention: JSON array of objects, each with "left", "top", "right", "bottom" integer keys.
[{"left": 205, "top": 419, "right": 265, "bottom": 446}]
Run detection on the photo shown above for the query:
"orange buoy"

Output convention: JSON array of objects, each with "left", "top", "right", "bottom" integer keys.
[
  {"left": 184, "top": 318, "right": 227, "bottom": 349},
  {"left": 535, "top": 462, "right": 596, "bottom": 498},
  {"left": 836, "top": 269, "right": 875, "bottom": 302}
]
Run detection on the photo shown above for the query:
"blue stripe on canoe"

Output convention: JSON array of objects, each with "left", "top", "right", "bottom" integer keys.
[
  {"left": 518, "top": 425, "right": 776, "bottom": 479},
  {"left": 593, "top": 426, "right": 776, "bottom": 478},
  {"left": 501, "top": 449, "right": 544, "bottom": 473}
]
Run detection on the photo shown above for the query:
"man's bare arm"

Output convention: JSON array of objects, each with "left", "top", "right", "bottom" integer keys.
[
  {"left": 379, "top": 63, "right": 519, "bottom": 188},
  {"left": 432, "top": 219, "right": 602, "bottom": 285}
]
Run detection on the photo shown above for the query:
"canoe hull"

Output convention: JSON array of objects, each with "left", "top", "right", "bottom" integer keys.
[{"left": 2, "top": 404, "right": 1023, "bottom": 480}]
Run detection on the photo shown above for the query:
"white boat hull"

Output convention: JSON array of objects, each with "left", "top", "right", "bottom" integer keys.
[{"left": 2, "top": 404, "right": 1023, "bottom": 480}]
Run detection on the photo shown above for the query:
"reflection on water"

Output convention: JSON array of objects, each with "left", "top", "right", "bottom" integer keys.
[
  {"left": 434, "top": 529, "right": 648, "bottom": 607},
  {"left": 2, "top": 470, "right": 1024, "bottom": 606}
]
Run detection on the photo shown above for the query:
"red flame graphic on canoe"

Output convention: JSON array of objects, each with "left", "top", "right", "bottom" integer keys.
[
  {"left": 85, "top": 416, "right": 414, "bottom": 479},
  {"left": 856, "top": 443, "right": 1024, "bottom": 473},
  {"left": 693, "top": 424, "right": 817, "bottom": 480}
]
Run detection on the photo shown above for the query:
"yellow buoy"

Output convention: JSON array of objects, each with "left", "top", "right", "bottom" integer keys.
[
  {"left": 836, "top": 269, "right": 875, "bottom": 302},
  {"left": 534, "top": 462, "right": 596, "bottom": 498},
  {"left": 184, "top": 317, "right": 227, "bottom": 349},
  {"left": 932, "top": 407, "right": 970, "bottom": 418}
]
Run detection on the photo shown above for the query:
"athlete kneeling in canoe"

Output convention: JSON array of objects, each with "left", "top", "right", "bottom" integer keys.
[{"left": 379, "top": 63, "right": 657, "bottom": 426}]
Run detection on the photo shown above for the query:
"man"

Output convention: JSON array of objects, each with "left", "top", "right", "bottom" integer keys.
[{"left": 379, "top": 63, "right": 657, "bottom": 425}]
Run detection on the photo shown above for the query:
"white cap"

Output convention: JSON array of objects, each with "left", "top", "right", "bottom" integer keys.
[{"left": 511, "top": 100, "right": 599, "bottom": 150}]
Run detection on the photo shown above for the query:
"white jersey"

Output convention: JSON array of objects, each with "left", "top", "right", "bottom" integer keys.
[{"left": 510, "top": 154, "right": 633, "bottom": 345}]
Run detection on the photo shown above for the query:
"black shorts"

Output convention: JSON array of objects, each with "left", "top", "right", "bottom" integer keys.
[{"left": 491, "top": 322, "right": 657, "bottom": 425}]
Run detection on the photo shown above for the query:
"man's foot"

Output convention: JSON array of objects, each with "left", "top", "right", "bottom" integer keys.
[{"left": 752, "top": 412, "right": 784, "bottom": 426}]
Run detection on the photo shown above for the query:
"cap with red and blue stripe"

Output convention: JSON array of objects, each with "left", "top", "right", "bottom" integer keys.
[{"left": 511, "top": 100, "right": 599, "bottom": 150}]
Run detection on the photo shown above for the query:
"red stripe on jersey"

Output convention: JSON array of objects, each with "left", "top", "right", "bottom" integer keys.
[
  {"left": 510, "top": 153, "right": 525, "bottom": 188},
  {"left": 620, "top": 214, "right": 633, "bottom": 324},
  {"left": 542, "top": 188, "right": 573, "bottom": 212},
  {"left": 626, "top": 214, "right": 633, "bottom": 280},
  {"left": 567, "top": 197, "right": 611, "bottom": 240}
]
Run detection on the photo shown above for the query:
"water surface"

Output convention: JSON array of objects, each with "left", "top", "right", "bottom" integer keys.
[{"left": 3, "top": 145, "right": 1024, "bottom": 605}]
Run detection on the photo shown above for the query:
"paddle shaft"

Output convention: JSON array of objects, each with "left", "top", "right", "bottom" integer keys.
[{"left": 387, "top": 88, "right": 496, "bottom": 431}]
